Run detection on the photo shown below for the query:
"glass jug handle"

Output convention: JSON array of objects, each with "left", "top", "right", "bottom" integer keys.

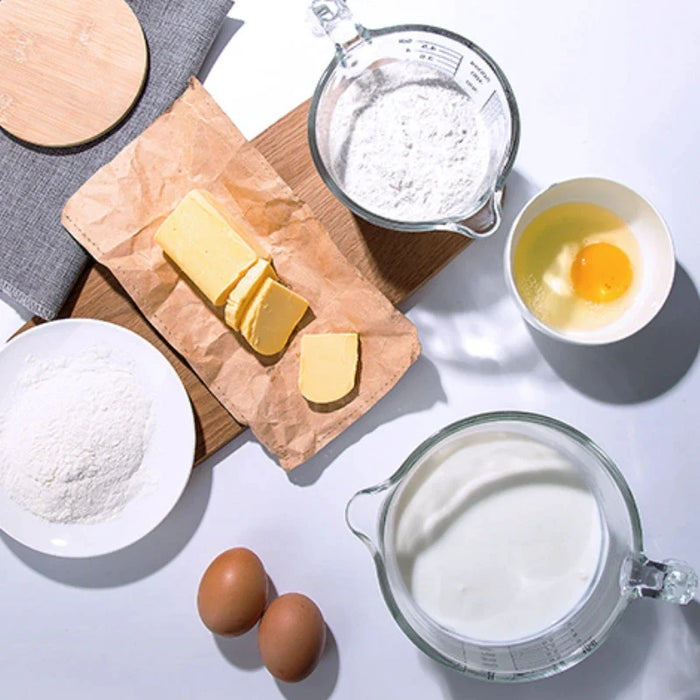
[
  {"left": 308, "top": 0, "right": 371, "bottom": 67},
  {"left": 621, "top": 553, "right": 698, "bottom": 604}
]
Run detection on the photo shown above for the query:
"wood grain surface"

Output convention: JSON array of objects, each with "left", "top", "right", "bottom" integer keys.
[
  {"left": 0, "top": 0, "right": 147, "bottom": 147},
  {"left": 19, "top": 99, "right": 470, "bottom": 465}
]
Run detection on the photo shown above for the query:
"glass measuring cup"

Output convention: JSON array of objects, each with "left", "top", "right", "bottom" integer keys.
[
  {"left": 345, "top": 411, "right": 697, "bottom": 682},
  {"left": 308, "top": 0, "right": 519, "bottom": 238}
]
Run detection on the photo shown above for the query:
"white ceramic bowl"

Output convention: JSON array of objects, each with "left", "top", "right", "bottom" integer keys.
[
  {"left": 504, "top": 177, "right": 675, "bottom": 345},
  {"left": 0, "top": 319, "right": 195, "bottom": 558}
]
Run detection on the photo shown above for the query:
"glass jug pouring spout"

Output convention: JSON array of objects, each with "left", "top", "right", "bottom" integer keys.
[
  {"left": 310, "top": 0, "right": 371, "bottom": 68},
  {"left": 442, "top": 190, "right": 504, "bottom": 239}
]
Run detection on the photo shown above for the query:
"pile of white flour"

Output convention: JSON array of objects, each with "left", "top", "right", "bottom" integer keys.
[
  {"left": 0, "top": 348, "right": 153, "bottom": 524},
  {"left": 328, "top": 61, "right": 492, "bottom": 222}
]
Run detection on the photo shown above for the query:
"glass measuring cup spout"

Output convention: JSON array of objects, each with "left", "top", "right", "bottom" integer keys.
[
  {"left": 442, "top": 190, "right": 504, "bottom": 238},
  {"left": 345, "top": 412, "right": 698, "bottom": 682}
]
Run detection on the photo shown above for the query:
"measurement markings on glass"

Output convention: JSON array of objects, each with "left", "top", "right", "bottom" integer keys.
[
  {"left": 399, "top": 38, "right": 463, "bottom": 76},
  {"left": 541, "top": 636, "right": 561, "bottom": 665},
  {"left": 478, "top": 646, "right": 499, "bottom": 670},
  {"left": 507, "top": 645, "right": 519, "bottom": 671}
]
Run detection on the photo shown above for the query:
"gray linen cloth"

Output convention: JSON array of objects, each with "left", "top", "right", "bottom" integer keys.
[{"left": 0, "top": 0, "right": 233, "bottom": 319}]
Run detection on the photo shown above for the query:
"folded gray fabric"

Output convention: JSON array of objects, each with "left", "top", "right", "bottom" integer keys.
[{"left": 0, "top": 0, "right": 233, "bottom": 320}]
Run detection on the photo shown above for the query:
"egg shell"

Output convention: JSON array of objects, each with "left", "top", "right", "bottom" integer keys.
[
  {"left": 197, "top": 547, "right": 268, "bottom": 636},
  {"left": 258, "top": 593, "right": 326, "bottom": 683}
]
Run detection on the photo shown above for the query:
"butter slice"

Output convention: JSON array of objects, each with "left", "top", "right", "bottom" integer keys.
[
  {"left": 155, "top": 190, "right": 269, "bottom": 306},
  {"left": 224, "top": 259, "right": 278, "bottom": 331},
  {"left": 299, "top": 333, "right": 358, "bottom": 403},
  {"left": 240, "top": 278, "right": 309, "bottom": 356}
]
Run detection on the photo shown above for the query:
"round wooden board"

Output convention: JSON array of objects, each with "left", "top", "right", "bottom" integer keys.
[{"left": 0, "top": 0, "right": 148, "bottom": 148}]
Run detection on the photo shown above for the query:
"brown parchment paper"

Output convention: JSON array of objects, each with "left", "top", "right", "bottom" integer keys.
[{"left": 62, "top": 78, "right": 421, "bottom": 470}]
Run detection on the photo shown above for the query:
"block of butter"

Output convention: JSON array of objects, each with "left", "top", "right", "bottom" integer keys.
[
  {"left": 155, "top": 189, "right": 270, "bottom": 306},
  {"left": 299, "top": 333, "right": 359, "bottom": 404},
  {"left": 240, "top": 278, "right": 309, "bottom": 356},
  {"left": 224, "top": 259, "right": 278, "bottom": 331}
]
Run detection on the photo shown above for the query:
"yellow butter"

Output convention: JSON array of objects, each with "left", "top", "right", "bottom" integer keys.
[
  {"left": 155, "top": 189, "right": 269, "bottom": 306},
  {"left": 240, "top": 278, "right": 309, "bottom": 356},
  {"left": 299, "top": 333, "right": 358, "bottom": 403},
  {"left": 192, "top": 191, "right": 269, "bottom": 260},
  {"left": 224, "top": 259, "right": 278, "bottom": 331}
]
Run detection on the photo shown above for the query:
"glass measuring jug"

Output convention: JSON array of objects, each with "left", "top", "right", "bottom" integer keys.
[
  {"left": 308, "top": 0, "right": 519, "bottom": 237},
  {"left": 345, "top": 411, "right": 697, "bottom": 682}
]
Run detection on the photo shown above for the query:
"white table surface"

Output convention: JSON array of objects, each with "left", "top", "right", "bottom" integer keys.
[{"left": 2, "top": 1, "right": 699, "bottom": 698}]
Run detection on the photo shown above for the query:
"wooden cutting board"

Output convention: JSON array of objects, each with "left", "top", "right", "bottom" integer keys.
[
  {"left": 0, "top": 0, "right": 147, "bottom": 147},
  {"left": 19, "top": 99, "right": 470, "bottom": 464}
]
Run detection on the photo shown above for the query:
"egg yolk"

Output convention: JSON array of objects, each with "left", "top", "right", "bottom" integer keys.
[{"left": 571, "top": 242, "right": 633, "bottom": 303}]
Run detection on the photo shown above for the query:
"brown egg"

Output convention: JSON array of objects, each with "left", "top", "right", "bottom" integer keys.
[
  {"left": 197, "top": 547, "right": 268, "bottom": 636},
  {"left": 258, "top": 593, "right": 326, "bottom": 682}
]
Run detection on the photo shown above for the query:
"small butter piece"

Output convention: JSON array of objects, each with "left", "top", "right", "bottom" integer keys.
[
  {"left": 224, "top": 259, "right": 278, "bottom": 331},
  {"left": 155, "top": 190, "right": 269, "bottom": 306},
  {"left": 240, "top": 278, "right": 309, "bottom": 356},
  {"left": 299, "top": 333, "right": 358, "bottom": 404}
]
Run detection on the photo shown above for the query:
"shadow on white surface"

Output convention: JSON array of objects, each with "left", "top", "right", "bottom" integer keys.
[
  {"left": 678, "top": 602, "right": 700, "bottom": 699},
  {"left": 427, "top": 600, "right": 657, "bottom": 698},
  {"left": 683, "top": 599, "right": 700, "bottom": 638},
  {"left": 424, "top": 599, "right": 700, "bottom": 699},
  {"left": 198, "top": 17, "right": 245, "bottom": 83},
  {"left": 403, "top": 170, "right": 545, "bottom": 376},
  {"left": 215, "top": 628, "right": 265, "bottom": 671},
  {"left": 213, "top": 623, "right": 340, "bottom": 698},
  {"left": 287, "top": 354, "right": 447, "bottom": 486},
  {"left": 0, "top": 461, "right": 212, "bottom": 587},
  {"left": 530, "top": 264, "right": 700, "bottom": 404}
]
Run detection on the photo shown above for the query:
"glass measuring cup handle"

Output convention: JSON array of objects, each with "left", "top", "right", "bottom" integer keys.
[
  {"left": 309, "top": 0, "right": 371, "bottom": 67},
  {"left": 443, "top": 189, "right": 504, "bottom": 239},
  {"left": 621, "top": 553, "right": 698, "bottom": 604}
]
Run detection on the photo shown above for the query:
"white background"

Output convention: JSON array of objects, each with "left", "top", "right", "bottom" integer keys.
[{"left": 2, "top": 1, "right": 700, "bottom": 698}]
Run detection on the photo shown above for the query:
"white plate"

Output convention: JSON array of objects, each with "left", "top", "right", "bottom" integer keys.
[{"left": 0, "top": 319, "right": 195, "bottom": 558}]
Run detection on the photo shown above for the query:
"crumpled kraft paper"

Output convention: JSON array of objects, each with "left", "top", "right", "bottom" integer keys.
[{"left": 62, "top": 78, "right": 421, "bottom": 470}]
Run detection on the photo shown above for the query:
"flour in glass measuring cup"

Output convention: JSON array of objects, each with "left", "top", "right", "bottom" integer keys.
[
  {"left": 394, "top": 432, "right": 603, "bottom": 642},
  {"left": 328, "top": 61, "right": 492, "bottom": 222}
]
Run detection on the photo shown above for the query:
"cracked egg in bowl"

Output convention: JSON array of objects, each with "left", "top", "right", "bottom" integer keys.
[{"left": 504, "top": 177, "right": 675, "bottom": 345}]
